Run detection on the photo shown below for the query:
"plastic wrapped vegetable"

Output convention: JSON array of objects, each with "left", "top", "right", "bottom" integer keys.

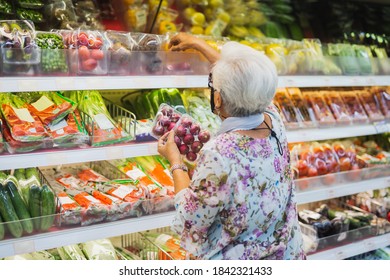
[
  {"left": 0, "top": 93, "right": 48, "bottom": 142},
  {"left": 274, "top": 88, "right": 300, "bottom": 129},
  {"left": 35, "top": 31, "right": 69, "bottom": 75},
  {"left": 57, "top": 244, "right": 87, "bottom": 260},
  {"left": 357, "top": 89, "right": 385, "bottom": 122},
  {"left": 27, "top": 91, "right": 76, "bottom": 126},
  {"left": 81, "top": 239, "right": 118, "bottom": 260},
  {"left": 286, "top": 87, "right": 317, "bottom": 128},
  {"left": 301, "top": 90, "right": 336, "bottom": 127},
  {"left": 77, "top": 90, "right": 131, "bottom": 146},
  {"left": 339, "top": 90, "right": 369, "bottom": 124}
]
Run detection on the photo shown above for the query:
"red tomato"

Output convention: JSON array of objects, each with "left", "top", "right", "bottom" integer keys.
[
  {"left": 90, "top": 49, "right": 104, "bottom": 60},
  {"left": 81, "top": 58, "right": 98, "bottom": 71},
  {"left": 78, "top": 46, "right": 90, "bottom": 60},
  {"left": 77, "top": 33, "right": 89, "bottom": 46},
  {"left": 307, "top": 166, "right": 318, "bottom": 177},
  {"left": 339, "top": 157, "right": 352, "bottom": 172},
  {"left": 297, "top": 159, "right": 309, "bottom": 177},
  {"left": 315, "top": 158, "right": 328, "bottom": 175},
  {"left": 90, "top": 38, "right": 103, "bottom": 49}
]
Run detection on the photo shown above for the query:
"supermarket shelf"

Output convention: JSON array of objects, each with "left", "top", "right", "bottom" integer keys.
[
  {"left": 0, "top": 75, "right": 208, "bottom": 92},
  {"left": 0, "top": 141, "right": 158, "bottom": 170},
  {"left": 2, "top": 122, "right": 388, "bottom": 171},
  {"left": 307, "top": 232, "right": 390, "bottom": 260},
  {"left": 286, "top": 122, "right": 389, "bottom": 143},
  {"left": 0, "top": 75, "right": 389, "bottom": 92},
  {"left": 0, "top": 211, "right": 175, "bottom": 259},
  {"left": 296, "top": 176, "right": 390, "bottom": 205},
  {"left": 278, "top": 75, "right": 390, "bottom": 88}
]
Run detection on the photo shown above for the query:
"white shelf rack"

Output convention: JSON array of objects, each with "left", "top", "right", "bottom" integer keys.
[
  {"left": 0, "top": 142, "right": 158, "bottom": 171},
  {"left": 286, "top": 123, "right": 389, "bottom": 143},
  {"left": 2, "top": 121, "right": 388, "bottom": 171},
  {"left": 0, "top": 75, "right": 389, "bottom": 93},
  {"left": 307, "top": 232, "right": 390, "bottom": 260},
  {"left": 0, "top": 211, "right": 175, "bottom": 259},
  {"left": 296, "top": 176, "right": 390, "bottom": 205}
]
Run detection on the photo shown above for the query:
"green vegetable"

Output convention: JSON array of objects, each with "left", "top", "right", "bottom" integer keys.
[
  {"left": 28, "top": 184, "right": 41, "bottom": 230},
  {"left": 16, "top": 8, "right": 44, "bottom": 22},
  {"left": 40, "top": 185, "right": 56, "bottom": 231},
  {"left": 5, "top": 179, "right": 33, "bottom": 234},
  {"left": 0, "top": 183, "right": 23, "bottom": 238},
  {"left": 0, "top": 214, "right": 4, "bottom": 240}
]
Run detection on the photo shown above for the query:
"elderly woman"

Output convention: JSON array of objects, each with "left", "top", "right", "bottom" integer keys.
[{"left": 158, "top": 33, "right": 306, "bottom": 260}]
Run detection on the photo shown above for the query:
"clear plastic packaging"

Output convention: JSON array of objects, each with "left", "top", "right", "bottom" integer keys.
[
  {"left": 323, "top": 90, "right": 353, "bottom": 125},
  {"left": 286, "top": 87, "right": 317, "bottom": 128},
  {"left": 150, "top": 103, "right": 183, "bottom": 139},
  {"left": 104, "top": 30, "right": 134, "bottom": 75},
  {"left": 17, "top": 0, "right": 44, "bottom": 9},
  {"left": 357, "top": 89, "right": 385, "bottom": 122},
  {"left": 274, "top": 88, "right": 300, "bottom": 129},
  {"left": 339, "top": 90, "right": 369, "bottom": 124},
  {"left": 35, "top": 31, "right": 69, "bottom": 75},
  {"left": 301, "top": 90, "right": 336, "bottom": 127},
  {"left": 371, "top": 87, "right": 390, "bottom": 120}
]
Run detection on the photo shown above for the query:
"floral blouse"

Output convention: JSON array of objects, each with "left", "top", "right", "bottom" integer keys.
[{"left": 172, "top": 104, "right": 306, "bottom": 260}]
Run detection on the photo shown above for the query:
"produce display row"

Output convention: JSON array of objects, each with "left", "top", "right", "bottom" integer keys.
[
  {"left": 0, "top": 90, "right": 136, "bottom": 154},
  {"left": 290, "top": 134, "right": 390, "bottom": 190},
  {"left": 0, "top": 20, "right": 210, "bottom": 76},
  {"left": 0, "top": 154, "right": 176, "bottom": 241},
  {"left": 275, "top": 86, "right": 390, "bottom": 130}
]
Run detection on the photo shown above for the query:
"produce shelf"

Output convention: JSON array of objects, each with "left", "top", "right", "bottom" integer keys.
[
  {"left": 278, "top": 75, "right": 390, "bottom": 88},
  {"left": 2, "top": 121, "right": 388, "bottom": 170},
  {"left": 0, "top": 141, "right": 158, "bottom": 170},
  {"left": 296, "top": 176, "right": 390, "bottom": 204},
  {"left": 0, "top": 211, "right": 175, "bottom": 259},
  {"left": 286, "top": 123, "right": 389, "bottom": 143},
  {"left": 0, "top": 75, "right": 389, "bottom": 93},
  {"left": 307, "top": 232, "right": 390, "bottom": 260},
  {"left": 0, "top": 75, "right": 208, "bottom": 92}
]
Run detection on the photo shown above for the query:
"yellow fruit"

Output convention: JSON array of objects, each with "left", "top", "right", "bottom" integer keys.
[
  {"left": 191, "top": 12, "right": 206, "bottom": 26},
  {"left": 266, "top": 44, "right": 288, "bottom": 56},
  {"left": 217, "top": 11, "right": 231, "bottom": 24},
  {"left": 159, "top": 21, "right": 177, "bottom": 34},
  {"left": 250, "top": 42, "right": 264, "bottom": 51},
  {"left": 209, "top": 0, "right": 223, "bottom": 8},
  {"left": 184, "top": 7, "right": 196, "bottom": 20},
  {"left": 239, "top": 40, "right": 252, "bottom": 46},
  {"left": 190, "top": 25, "right": 204, "bottom": 35}
]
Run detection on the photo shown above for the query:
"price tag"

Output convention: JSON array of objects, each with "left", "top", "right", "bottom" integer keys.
[
  {"left": 373, "top": 121, "right": 389, "bottom": 134},
  {"left": 12, "top": 107, "right": 35, "bottom": 123},
  {"left": 31, "top": 96, "right": 55, "bottom": 112},
  {"left": 13, "top": 240, "right": 35, "bottom": 255}
]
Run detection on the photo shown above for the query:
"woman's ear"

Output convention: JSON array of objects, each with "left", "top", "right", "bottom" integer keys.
[{"left": 214, "top": 91, "right": 222, "bottom": 109}]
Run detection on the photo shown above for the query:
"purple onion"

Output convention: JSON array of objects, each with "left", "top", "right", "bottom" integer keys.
[
  {"left": 174, "top": 135, "right": 182, "bottom": 147},
  {"left": 181, "top": 117, "right": 193, "bottom": 127},
  {"left": 198, "top": 130, "right": 210, "bottom": 143},
  {"left": 183, "top": 134, "right": 195, "bottom": 145},
  {"left": 179, "top": 144, "right": 189, "bottom": 155},
  {"left": 152, "top": 125, "right": 165, "bottom": 136},
  {"left": 167, "top": 122, "right": 176, "bottom": 131},
  {"left": 189, "top": 123, "right": 201, "bottom": 135},
  {"left": 159, "top": 116, "right": 171, "bottom": 127},
  {"left": 191, "top": 141, "right": 203, "bottom": 153},
  {"left": 186, "top": 151, "right": 197, "bottom": 162},
  {"left": 175, "top": 125, "right": 187, "bottom": 137}
]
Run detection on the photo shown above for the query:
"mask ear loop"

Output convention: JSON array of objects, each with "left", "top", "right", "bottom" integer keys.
[{"left": 208, "top": 73, "right": 216, "bottom": 113}]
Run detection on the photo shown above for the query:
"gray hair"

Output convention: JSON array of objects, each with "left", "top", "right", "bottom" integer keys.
[{"left": 212, "top": 41, "right": 278, "bottom": 117}]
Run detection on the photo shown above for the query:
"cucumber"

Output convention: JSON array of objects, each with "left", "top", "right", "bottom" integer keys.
[
  {"left": 28, "top": 185, "right": 42, "bottom": 230},
  {"left": 0, "top": 183, "right": 23, "bottom": 238},
  {"left": 6, "top": 180, "right": 33, "bottom": 234},
  {"left": 0, "top": 214, "right": 5, "bottom": 240},
  {"left": 14, "top": 169, "right": 26, "bottom": 181},
  {"left": 40, "top": 185, "right": 56, "bottom": 231}
]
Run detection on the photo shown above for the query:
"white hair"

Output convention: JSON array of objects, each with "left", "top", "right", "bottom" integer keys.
[{"left": 212, "top": 41, "right": 278, "bottom": 117}]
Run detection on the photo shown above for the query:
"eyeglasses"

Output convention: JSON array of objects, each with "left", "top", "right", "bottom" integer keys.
[{"left": 208, "top": 72, "right": 215, "bottom": 94}]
